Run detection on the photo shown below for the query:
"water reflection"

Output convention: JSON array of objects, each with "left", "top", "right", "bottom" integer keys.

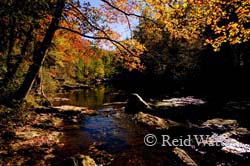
[
  {"left": 56, "top": 85, "right": 146, "bottom": 154},
  {"left": 55, "top": 85, "right": 124, "bottom": 108}
]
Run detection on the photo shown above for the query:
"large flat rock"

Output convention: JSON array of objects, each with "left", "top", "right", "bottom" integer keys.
[{"left": 133, "top": 112, "right": 180, "bottom": 130}]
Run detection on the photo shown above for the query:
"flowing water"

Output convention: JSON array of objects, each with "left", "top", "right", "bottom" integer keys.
[
  {"left": 53, "top": 85, "right": 250, "bottom": 165},
  {"left": 53, "top": 86, "right": 157, "bottom": 164}
]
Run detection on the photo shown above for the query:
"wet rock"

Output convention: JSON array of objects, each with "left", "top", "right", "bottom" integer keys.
[
  {"left": 53, "top": 97, "right": 70, "bottom": 102},
  {"left": 230, "top": 127, "right": 250, "bottom": 136},
  {"left": 62, "top": 83, "right": 90, "bottom": 91},
  {"left": 63, "top": 154, "right": 96, "bottom": 166},
  {"left": 54, "top": 105, "right": 98, "bottom": 116},
  {"left": 199, "top": 118, "right": 250, "bottom": 155},
  {"left": 81, "top": 109, "right": 99, "bottom": 116},
  {"left": 88, "top": 143, "right": 114, "bottom": 165},
  {"left": 133, "top": 112, "right": 180, "bottom": 130},
  {"left": 54, "top": 105, "right": 88, "bottom": 112},
  {"left": 125, "top": 93, "right": 152, "bottom": 113},
  {"left": 153, "top": 96, "right": 205, "bottom": 109},
  {"left": 203, "top": 132, "right": 250, "bottom": 155},
  {"left": 172, "top": 147, "right": 198, "bottom": 166},
  {"left": 36, "top": 105, "right": 98, "bottom": 116},
  {"left": 103, "top": 101, "right": 127, "bottom": 106},
  {"left": 201, "top": 118, "right": 238, "bottom": 131}
]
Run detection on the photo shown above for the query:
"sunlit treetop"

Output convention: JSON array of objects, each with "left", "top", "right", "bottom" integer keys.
[{"left": 132, "top": 0, "right": 250, "bottom": 51}]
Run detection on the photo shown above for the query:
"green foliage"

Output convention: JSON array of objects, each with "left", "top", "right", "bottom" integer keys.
[
  {"left": 102, "top": 53, "right": 117, "bottom": 77},
  {"left": 74, "top": 53, "right": 117, "bottom": 83}
]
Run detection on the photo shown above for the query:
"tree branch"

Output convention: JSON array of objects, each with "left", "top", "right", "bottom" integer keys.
[
  {"left": 101, "top": 0, "right": 143, "bottom": 18},
  {"left": 58, "top": 26, "right": 139, "bottom": 57}
]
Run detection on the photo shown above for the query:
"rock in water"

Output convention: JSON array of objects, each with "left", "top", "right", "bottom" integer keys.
[
  {"left": 53, "top": 105, "right": 98, "bottom": 116},
  {"left": 125, "top": 93, "right": 152, "bottom": 113},
  {"left": 133, "top": 112, "right": 180, "bottom": 130},
  {"left": 201, "top": 118, "right": 238, "bottom": 131},
  {"left": 172, "top": 147, "right": 198, "bottom": 166},
  {"left": 63, "top": 154, "right": 96, "bottom": 166},
  {"left": 201, "top": 132, "right": 250, "bottom": 155}
]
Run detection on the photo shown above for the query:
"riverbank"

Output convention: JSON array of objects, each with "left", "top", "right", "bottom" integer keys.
[{"left": 1, "top": 86, "right": 250, "bottom": 165}]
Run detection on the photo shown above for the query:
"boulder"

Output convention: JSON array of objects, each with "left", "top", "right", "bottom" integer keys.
[
  {"left": 35, "top": 105, "right": 98, "bottom": 116},
  {"left": 125, "top": 93, "right": 152, "bottom": 113},
  {"left": 197, "top": 119, "right": 250, "bottom": 156},
  {"left": 54, "top": 105, "right": 88, "bottom": 112},
  {"left": 172, "top": 147, "right": 198, "bottom": 166},
  {"left": 54, "top": 105, "right": 98, "bottom": 116},
  {"left": 63, "top": 154, "right": 96, "bottom": 166},
  {"left": 201, "top": 118, "right": 238, "bottom": 131},
  {"left": 154, "top": 96, "right": 205, "bottom": 109},
  {"left": 133, "top": 112, "right": 180, "bottom": 130},
  {"left": 201, "top": 132, "right": 250, "bottom": 155}
]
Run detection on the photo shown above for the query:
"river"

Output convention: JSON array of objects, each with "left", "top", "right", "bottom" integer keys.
[{"left": 52, "top": 85, "right": 250, "bottom": 165}]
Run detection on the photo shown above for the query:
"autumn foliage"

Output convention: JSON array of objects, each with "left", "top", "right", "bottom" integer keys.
[{"left": 0, "top": 0, "right": 250, "bottom": 103}]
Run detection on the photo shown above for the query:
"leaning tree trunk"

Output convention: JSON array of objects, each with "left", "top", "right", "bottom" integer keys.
[{"left": 13, "top": 0, "right": 65, "bottom": 102}]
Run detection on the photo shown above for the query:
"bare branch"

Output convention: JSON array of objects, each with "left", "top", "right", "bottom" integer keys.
[
  {"left": 101, "top": 0, "right": 143, "bottom": 18},
  {"left": 58, "top": 26, "right": 139, "bottom": 57}
]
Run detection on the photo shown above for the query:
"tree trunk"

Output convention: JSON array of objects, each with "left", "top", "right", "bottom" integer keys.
[
  {"left": 38, "top": 67, "right": 52, "bottom": 106},
  {"left": 3, "top": 25, "right": 33, "bottom": 86},
  {"left": 6, "top": 16, "right": 16, "bottom": 73},
  {"left": 13, "top": 0, "right": 65, "bottom": 102}
]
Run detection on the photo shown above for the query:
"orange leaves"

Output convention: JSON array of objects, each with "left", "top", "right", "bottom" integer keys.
[{"left": 52, "top": 28, "right": 93, "bottom": 64}]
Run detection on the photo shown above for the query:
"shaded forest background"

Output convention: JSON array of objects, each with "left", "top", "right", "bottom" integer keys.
[{"left": 0, "top": 0, "right": 250, "bottom": 106}]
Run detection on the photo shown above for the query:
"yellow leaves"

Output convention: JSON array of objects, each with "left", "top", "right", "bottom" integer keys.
[
  {"left": 137, "top": 0, "right": 250, "bottom": 51},
  {"left": 116, "top": 39, "right": 146, "bottom": 71},
  {"left": 175, "top": 4, "right": 180, "bottom": 9},
  {"left": 201, "top": 0, "right": 250, "bottom": 50},
  {"left": 155, "top": 12, "right": 162, "bottom": 19},
  {"left": 183, "top": 3, "right": 188, "bottom": 8},
  {"left": 207, "top": 18, "right": 212, "bottom": 25}
]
